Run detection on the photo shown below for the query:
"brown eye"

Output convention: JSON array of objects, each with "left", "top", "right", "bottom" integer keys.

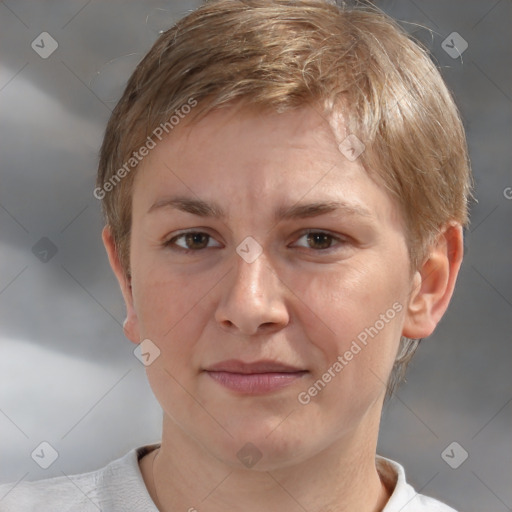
[
  {"left": 168, "top": 231, "right": 221, "bottom": 251},
  {"left": 305, "top": 232, "right": 335, "bottom": 250},
  {"left": 184, "top": 232, "right": 210, "bottom": 249}
]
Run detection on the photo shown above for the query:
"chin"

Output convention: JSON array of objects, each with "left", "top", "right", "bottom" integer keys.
[{"left": 211, "top": 420, "right": 311, "bottom": 470}]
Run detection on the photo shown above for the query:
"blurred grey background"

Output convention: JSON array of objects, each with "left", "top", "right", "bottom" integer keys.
[{"left": 0, "top": 1, "right": 510, "bottom": 510}]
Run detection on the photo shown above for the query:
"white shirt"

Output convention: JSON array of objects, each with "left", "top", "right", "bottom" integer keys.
[{"left": 0, "top": 445, "right": 457, "bottom": 511}]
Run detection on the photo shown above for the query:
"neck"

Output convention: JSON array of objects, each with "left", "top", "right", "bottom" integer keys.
[{"left": 140, "top": 410, "right": 390, "bottom": 512}]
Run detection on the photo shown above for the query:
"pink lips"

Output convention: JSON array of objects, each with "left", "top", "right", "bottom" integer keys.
[{"left": 204, "top": 359, "right": 307, "bottom": 394}]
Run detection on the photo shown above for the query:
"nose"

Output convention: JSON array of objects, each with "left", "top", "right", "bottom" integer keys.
[{"left": 214, "top": 252, "right": 289, "bottom": 336}]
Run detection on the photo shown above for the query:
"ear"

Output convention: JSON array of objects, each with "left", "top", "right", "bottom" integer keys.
[
  {"left": 402, "top": 222, "right": 464, "bottom": 339},
  {"left": 102, "top": 225, "right": 140, "bottom": 345}
]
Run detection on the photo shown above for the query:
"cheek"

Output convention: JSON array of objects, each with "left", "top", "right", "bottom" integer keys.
[
  {"left": 130, "top": 270, "right": 210, "bottom": 418},
  {"left": 300, "top": 258, "right": 404, "bottom": 328},
  {"left": 130, "top": 264, "right": 212, "bottom": 368},
  {"left": 130, "top": 237, "right": 220, "bottom": 332},
  {"left": 292, "top": 258, "right": 407, "bottom": 382}
]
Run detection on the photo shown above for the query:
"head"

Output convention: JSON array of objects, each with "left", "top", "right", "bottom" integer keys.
[{"left": 98, "top": 0, "right": 471, "bottom": 468}]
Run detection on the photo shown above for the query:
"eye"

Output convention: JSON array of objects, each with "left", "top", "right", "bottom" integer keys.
[
  {"left": 165, "top": 231, "right": 222, "bottom": 251},
  {"left": 292, "top": 231, "right": 345, "bottom": 250}
]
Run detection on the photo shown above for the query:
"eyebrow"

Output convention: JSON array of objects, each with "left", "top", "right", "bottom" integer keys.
[
  {"left": 147, "top": 196, "right": 372, "bottom": 220},
  {"left": 148, "top": 196, "right": 226, "bottom": 218},
  {"left": 276, "top": 201, "right": 372, "bottom": 220}
]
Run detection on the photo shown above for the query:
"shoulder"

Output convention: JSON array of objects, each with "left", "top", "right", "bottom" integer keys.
[
  {"left": 0, "top": 445, "right": 159, "bottom": 512},
  {"left": 377, "top": 456, "right": 458, "bottom": 512}
]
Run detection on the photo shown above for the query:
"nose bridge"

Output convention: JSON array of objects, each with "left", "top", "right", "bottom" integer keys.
[
  {"left": 215, "top": 248, "right": 288, "bottom": 335},
  {"left": 231, "top": 250, "right": 275, "bottom": 304}
]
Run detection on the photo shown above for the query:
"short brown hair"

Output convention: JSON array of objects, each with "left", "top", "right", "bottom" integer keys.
[{"left": 97, "top": 0, "right": 472, "bottom": 395}]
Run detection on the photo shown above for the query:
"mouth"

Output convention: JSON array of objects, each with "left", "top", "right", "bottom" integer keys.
[{"left": 203, "top": 359, "right": 308, "bottom": 395}]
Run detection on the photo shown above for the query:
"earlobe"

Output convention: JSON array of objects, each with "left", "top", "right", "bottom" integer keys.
[
  {"left": 402, "top": 223, "right": 464, "bottom": 340},
  {"left": 102, "top": 226, "right": 140, "bottom": 345}
]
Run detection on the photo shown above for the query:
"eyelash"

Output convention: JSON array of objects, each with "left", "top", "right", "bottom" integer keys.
[
  {"left": 163, "top": 229, "right": 348, "bottom": 252},
  {"left": 164, "top": 230, "right": 222, "bottom": 252},
  {"left": 293, "top": 230, "right": 348, "bottom": 251}
]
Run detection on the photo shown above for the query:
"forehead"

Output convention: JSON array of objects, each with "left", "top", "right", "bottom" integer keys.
[
  {"left": 133, "top": 105, "right": 401, "bottom": 227},
  {"left": 161, "top": 105, "right": 343, "bottom": 168}
]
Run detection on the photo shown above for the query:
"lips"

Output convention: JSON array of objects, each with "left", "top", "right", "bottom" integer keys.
[
  {"left": 205, "top": 359, "right": 304, "bottom": 374},
  {"left": 203, "top": 359, "right": 307, "bottom": 394}
]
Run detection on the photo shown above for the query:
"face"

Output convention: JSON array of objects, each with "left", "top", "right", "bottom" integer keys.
[{"left": 116, "top": 105, "right": 418, "bottom": 469}]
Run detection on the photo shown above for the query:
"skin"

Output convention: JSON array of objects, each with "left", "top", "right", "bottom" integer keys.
[{"left": 103, "top": 104, "right": 463, "bottom": 512}]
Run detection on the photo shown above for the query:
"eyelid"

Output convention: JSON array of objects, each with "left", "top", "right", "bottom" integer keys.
[
  {"left": 164, "top": 229, "right": 223, "bottom": 249},
  {"left": 163, "top": 228, "right": 350, "bottom": 251},
  {"left": 290, "top": 229, "right": 349, "bottom": 249}
]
